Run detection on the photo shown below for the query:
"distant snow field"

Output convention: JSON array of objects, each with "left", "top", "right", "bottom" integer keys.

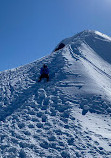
[{"left": 0, "top": 30, "right": 111, "bottom": 158}]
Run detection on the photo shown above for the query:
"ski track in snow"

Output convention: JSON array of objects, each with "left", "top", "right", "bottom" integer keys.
[{"left": 0, "top": 30, "right": 111, "bottom": 158}]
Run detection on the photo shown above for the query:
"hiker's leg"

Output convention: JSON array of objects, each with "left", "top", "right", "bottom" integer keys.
[
  {"left": 38, "top": 74, "right": 43, "bottom": 82},
  {"left": 46, "top": 74, "right": 49, "bottom": 81}
]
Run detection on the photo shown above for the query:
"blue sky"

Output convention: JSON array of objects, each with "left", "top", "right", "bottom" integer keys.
[{"left": 0, "top": 0, "right": 111, "bottom": 71}]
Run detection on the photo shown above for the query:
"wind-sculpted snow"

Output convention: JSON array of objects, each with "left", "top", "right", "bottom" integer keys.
[{"left": 1, "top": 30, "right": 111, "bottom": 157}]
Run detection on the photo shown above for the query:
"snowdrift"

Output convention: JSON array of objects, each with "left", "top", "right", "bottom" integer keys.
[{"left": 0, "top": 30, "right": 111, "bottom": 157}]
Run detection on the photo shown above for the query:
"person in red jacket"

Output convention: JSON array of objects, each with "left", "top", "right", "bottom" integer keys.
[{"left": 38, "top": 64, "right": 49, "bottom": 82}]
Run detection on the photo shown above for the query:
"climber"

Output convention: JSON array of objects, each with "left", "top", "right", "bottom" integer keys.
[{"left": 38, "top": 64, "right": 49, "bottom": 82}]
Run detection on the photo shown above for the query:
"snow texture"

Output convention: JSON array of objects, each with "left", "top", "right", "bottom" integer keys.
[{"left": 0, "top": 30, "right": 111, "bottom": 158}]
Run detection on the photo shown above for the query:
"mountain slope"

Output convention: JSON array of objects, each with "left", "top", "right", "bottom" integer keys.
[{"left": 0, "top": 30, "right": 111, "bottom": 158}]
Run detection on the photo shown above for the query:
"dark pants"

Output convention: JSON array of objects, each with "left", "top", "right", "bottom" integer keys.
[{"left": 38, "top": 74, "right": 49, "bottom": 82}]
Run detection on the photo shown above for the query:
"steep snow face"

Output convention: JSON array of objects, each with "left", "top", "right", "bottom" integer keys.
[
  {"left": 1, "top": 31, "right": 111, "bottom": 157},
  {"left": 62, "top": 30, "right": 111, "bottom": 64}
]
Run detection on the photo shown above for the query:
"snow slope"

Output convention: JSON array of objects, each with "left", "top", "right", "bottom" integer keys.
[{"left": 0, "top": 30, "right": 111, "bottom": 157}]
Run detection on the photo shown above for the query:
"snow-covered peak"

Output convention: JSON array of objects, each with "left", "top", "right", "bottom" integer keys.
[
  {"left": 61, "top": 30, "right": 111, "bottom": 46},
  {"left": 1, "top": 30, "right": 111, "bottom": 157}
]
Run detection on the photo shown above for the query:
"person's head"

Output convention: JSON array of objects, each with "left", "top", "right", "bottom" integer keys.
[{"left": 43, "top": 64, "right": 47, "bottom": 68}]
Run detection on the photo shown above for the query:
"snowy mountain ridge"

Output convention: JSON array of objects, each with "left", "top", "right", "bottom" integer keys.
[{"left": 0, "top": 30, "right": 111, "bottom": 157}]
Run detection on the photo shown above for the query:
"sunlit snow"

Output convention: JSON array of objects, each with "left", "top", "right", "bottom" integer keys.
[{"left": 0, "top": 30, "right": 111, "bottom": 158}]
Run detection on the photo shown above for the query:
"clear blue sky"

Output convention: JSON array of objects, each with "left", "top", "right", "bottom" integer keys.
[{"left": 0, "top": 0, "right": 111, "bottom": 71}]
